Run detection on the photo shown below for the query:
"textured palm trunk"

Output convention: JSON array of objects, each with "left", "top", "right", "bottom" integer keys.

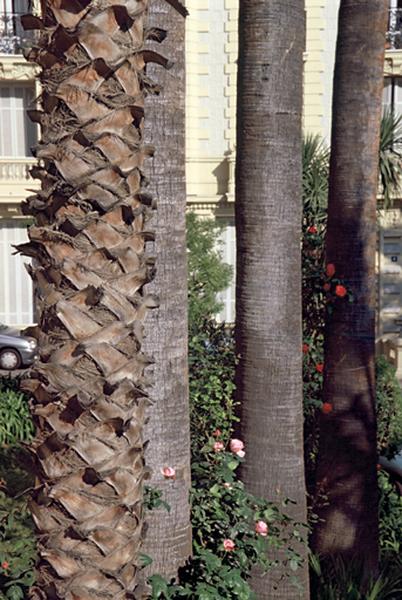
[
  {"left": 17, "top": 1, "right": 184, "bottom": 598},
  {"left": 141, "top": 0, "right": 192, "bottom": 582},
  {"left": 312, "top": 0, "right": 388, "bottom": 575},
  {"left": 235, "top": 1, "right": 309, "bottom": 598}
]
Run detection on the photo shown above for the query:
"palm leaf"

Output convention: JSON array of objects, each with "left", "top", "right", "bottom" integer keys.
[
  {"left": 302, "top": 133, "right": 329, "bottom": 223},
  {"left": 379, "top": 108, "right": 402, "bottom": 208}
]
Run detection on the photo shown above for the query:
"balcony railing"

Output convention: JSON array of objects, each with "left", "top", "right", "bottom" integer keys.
[
  {"left": 0, "top": 158, "right": 36, "bottom": 182},
  {"left": 387, "top": 8, "right": 402, "bottom": 50},
  {"left": 0, "top": 12, "right": 34, "bottom": 55}
]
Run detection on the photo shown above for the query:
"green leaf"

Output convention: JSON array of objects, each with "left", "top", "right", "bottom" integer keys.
[
  {"left": 139, "top": 553, "right": 153, "bottom": 568},
  {"left": 149, "top": 574, "right": 169, "bottom": 599}
]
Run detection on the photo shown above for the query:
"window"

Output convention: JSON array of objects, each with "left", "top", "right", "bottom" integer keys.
[
  {"left": 0, "top": 0, "right": 30, "bottom": 54},
  {"left": 383, "top": 77, "right": 402, "bottom": 115},
  {"left": 0, "top": 84, "right": 37, "bottom": 157},
  {"left": 388, "top": 0, "right": 402, "bottom": 49},
  {"left": 217, "top": 221, "right": 236, "bottom": 324},
  {"left": 0, "top": 221, "right": 33, "bottom": 326}
]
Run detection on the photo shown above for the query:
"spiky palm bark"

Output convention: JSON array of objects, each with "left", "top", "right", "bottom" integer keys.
[{"left": 17, "top": 1, "right": 184, "bottom": 597}]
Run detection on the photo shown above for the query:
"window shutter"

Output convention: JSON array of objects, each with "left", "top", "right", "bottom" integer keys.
[
  {"left": 379, "top": 229, "right": 402, "bottom": 334},
  {"left": 0, "top": 221, "right": 33, "bottom": 326}
]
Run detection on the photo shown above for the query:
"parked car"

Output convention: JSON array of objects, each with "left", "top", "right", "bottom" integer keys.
[{"left": 0, "top": 324, "right": 38, "bottom": 370}]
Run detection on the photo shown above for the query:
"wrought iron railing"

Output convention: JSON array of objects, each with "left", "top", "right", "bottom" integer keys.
[
  {"left": 387, "top": 8, "right": 402, "bottom": 50},
  {"left": 0, "top": 12, "right": 33, "bottom": 55}
]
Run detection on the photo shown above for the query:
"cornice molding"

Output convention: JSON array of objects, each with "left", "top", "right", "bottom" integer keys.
[{"left": 0, "top": 56, "right": 38, "bottom": 81}]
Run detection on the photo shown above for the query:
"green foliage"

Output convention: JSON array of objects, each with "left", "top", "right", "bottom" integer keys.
[
  {"left": 0, "top": 493, "right": 36, "bottom": 600},
  {"left": 186, "top": 212, "right": 233, "bottom": 333},
  {"left": 379, "top": 109, "right": 402, "bottom": 208},
  {"left": 0, "top": 377, "right": 36, "bottom": 598},
  {"left": 301, "top": 135, "right": 329, "bottom": 496},
  {"left": 189, "top": 322, "right": 236, "bottom": 456},
  {"left": 0, "top": 378, "right": 34, "bottom": 447},
  {"left": 301, "top": 133, "right": 328, "bottom": 361},
  {"left": 376, "top": 356, "right": 402, "bottom": 457},
  {"left": 379, "top": 470, "right": 402, "bottom": 559},
  {"left": 302, "top": 133, "right": 329, "bottom": 225},
  {"left": 375, "top": 358, "right": 402, "bottom": 561},
  {"left": 144, "top": 485, "right": 171, "bottom": 513},
  {"left": 150, "top": 403, "right": 305, "bottom": 598},
  {"left": 310, "top": 554, "right": 402, "bottom": 600}
]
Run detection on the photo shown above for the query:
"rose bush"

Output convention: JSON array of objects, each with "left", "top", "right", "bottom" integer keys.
[{"left": 149, "top": 215, "right": 306, "bottom": 598}]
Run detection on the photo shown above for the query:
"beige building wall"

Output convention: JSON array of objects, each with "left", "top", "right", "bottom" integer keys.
[
  {"left": 0, "top": 2, "right": 400, "bottom": 329},
  {"left": 304, "top": 0, "right": 340, "bottom": 140},
  {"left": 185, "top": 0, "right": 237, "bottom": 218},
  {"left": 0, "top": 11, "right": 39, "bottom": 327},
  {"left": 185, "top": 0, "right": 341, "bottom": 221}
]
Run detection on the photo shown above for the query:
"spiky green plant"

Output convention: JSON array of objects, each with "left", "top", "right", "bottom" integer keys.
[
  {"left": 310, "top": 554, "right": 402, "bottom": 600},
  {"left": 302, "top": 133, "right": 330, "bottom": 224},
  {"left": 379, "top": 109, "right": 402, "bottom": 208}
]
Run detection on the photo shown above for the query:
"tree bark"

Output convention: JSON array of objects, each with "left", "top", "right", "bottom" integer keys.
[
  {"left": 17, "top": 1, "right": 180, "bottom": 598},
  {"left": 235, "top": 1, "right": 309, "bottom": 598},
  {"left": 312, "top": 0, "right": 388, "bottom": 576},
  {"left": 141, "top": 0, "right": 192, "bottom": 582}
]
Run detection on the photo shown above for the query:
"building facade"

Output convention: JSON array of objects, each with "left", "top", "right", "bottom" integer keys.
[
  {"left": 0, "top": 0, "right": 401, "bottom": 330},
  {"left": 0, "top": 0, "right": 39, "bottom": 326}
]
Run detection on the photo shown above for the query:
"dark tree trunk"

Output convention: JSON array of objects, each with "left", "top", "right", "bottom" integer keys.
[
  {"left": 141, "top": 0, "right": 192, "bottom": 583},
  {"left": 235, "top": 1, "right": 309, "bottom": 598},
  {"left": 312, "top": 0, "right": 388, "bottom": 577}
]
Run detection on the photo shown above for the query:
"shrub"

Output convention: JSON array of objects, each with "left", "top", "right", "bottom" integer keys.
[
  {"left": 0, "top": 492, "right": 36, "bottom": 600},
  {"left": 379, "top": 469, "right": 402, "bottom": 559},
  {"left": 310, "top": 553, "right": 402, "bottom": 600},
  {"left": 0, "top": 377, "right": 36, "bottom": 599},
  {"left": 0, "top": 378, "right": 34, "bottom": 447},
  {"left": 376, "top": 356, "right": 402, "bottom": 457},
  {"left": 189, "top": 322, "right": 236, "bottom": 456},
  {"left": 186, "top": 212, "right": 233, "bottom": 334},
  {"left": 375, "top": 358, "right": 402, "bottom": 561}
]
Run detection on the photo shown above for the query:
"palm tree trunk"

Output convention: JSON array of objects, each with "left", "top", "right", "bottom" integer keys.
[
  {"left": 235, "top": 1, "right": 309, "bottom": 598},
  {"left": 18, "top": 1, "right": 176, "bottom": 597},
  {"left": 312, "top": 0, "right": 388, "bottom": 576},
  {"left": 141, "top": 0, "right": 192, "bottom": 582}
]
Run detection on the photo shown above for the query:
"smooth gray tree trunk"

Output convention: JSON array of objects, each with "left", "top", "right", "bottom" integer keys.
[
  {"left": 235, "top": 1, "right": 309, "bottom": 598},
  {"left": 141, "top": 0, "right": 192, "bottom": 583}
]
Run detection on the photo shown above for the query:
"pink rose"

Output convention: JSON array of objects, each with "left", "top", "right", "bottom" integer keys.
[
  {"left": 213, "top": 441, "right": 225, "bottom": 452},
  {"left": 255, "top": 520, "right": 268, "bottom": 536},
  {"left": 161, "top": 467, "right": 176, "bottom": 479},
  {"left": 229, "top": 439, "right": 244, "bottom": 455},
  {"left": 223, "top": 538, "right": 235, "bottom": 551},
  {"left": 212, "top": 429, "right": 222, "bottom": 437},
  {"left": 236, "top": 450, "right": 245, "bottom": 458}
]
